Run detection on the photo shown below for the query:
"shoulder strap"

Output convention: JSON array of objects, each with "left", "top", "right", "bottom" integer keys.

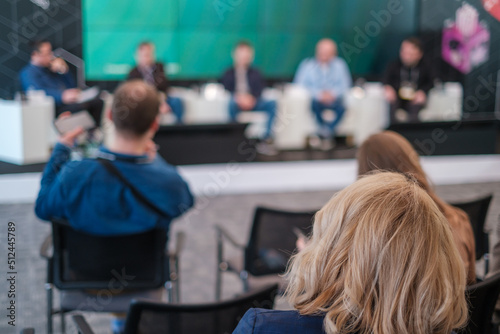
[{"left": 96, "top": 158, "right": 169, "bottom": 218}]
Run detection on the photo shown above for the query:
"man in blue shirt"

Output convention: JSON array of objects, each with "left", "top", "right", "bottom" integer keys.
[
  {"left": 35, "top": 80, "right": 193, "bottom": 333},
  {"left": 35, "top": 80, "right": 194, "bottom": 237},
  {"left": 294, "top": 39, "right": 352, "bottom": 150},
  {"left": 19, "top": 40, "right": 103, "bottom": 125}
]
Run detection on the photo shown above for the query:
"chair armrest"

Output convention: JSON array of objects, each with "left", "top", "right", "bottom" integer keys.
[
  {"left": 215, "top": 225, "right": 245, "bottom": 249},
  {"left": 166, "top": 231, "right": 186, "bottom": 263},
  {"left": 72, "top": 314, "right": 96, "bottom": 334},
  {"left": 39, "top": 234, "right": 52, "bottom": 259},
  {"left": 170, "top": 231, "right": 186, "bottom": 258},
  {"left": 19, "top": 329, "right": 35, "bottom": 334}
]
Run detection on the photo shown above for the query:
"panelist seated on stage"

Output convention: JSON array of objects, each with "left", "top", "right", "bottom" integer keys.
[
  {"left": 19, "top": 39, "right": 103, "bottom": 126},
  {"left": 221, "top": 41, "right": 277, "bottom": 143},
  {"left": 294, "top": 38, "right": 352, "bottom": 150},
  {"left": 128, "top": 41, "right": 184, "bottom": 124},
  {"left": 383, "top": 37, "right": 434, "bottom": 124}
]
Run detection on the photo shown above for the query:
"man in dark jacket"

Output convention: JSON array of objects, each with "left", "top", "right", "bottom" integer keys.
[
  {"left": 128, "top": 41, "right": 184, "bottom": 123},
  {"left": 221, "top": 41, "right": 276, "bottom": 142},
  {"left": 383, "top": 37, "right": 434, "bottom": 123}
]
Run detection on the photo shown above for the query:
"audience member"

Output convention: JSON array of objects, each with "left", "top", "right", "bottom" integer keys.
[
  {"left": 294, "top": 38, "right": 352, "bottom": 150},
  {"left": 128, "top": 41, "right": 184, "bottom": 123},
  {"left": 234, "top": 172, "right": 468, "bottom": 334},
  {"left": 34, "top": 80, "right": 194, "bottom": 333},
  {"left": 19, "top": 39, "right": 103, "bottom": 126},
  {"left": 357, "top": 131, "right": 476, "bottom": 284},
  {"left": 383, "top": 37, "right": 434, "bottom": 123},
  {"left": 221, "top": 41, "right": 277, "bottom": 155}
]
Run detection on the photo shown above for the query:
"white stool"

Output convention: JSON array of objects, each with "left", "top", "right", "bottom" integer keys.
[
  {"left": 420, "top": 82, "right": 463, "bottom": 121},
  {"left": 273, "top": 84, "right": 316, "bottom": 150}
]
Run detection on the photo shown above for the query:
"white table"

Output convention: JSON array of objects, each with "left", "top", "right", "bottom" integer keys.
[{"left": 0, "top": 97, "right": 55, "bottom": 165}]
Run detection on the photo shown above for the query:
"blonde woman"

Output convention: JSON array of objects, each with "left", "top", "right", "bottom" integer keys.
[
  {"left": 357, "top": 130, "right": 475, "bottom": 284},
  {"left": 233, "top": 172, "right": 467, "bottom": 334}
]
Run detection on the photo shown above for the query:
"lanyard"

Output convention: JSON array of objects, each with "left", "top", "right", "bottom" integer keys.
[
  {"left": 95, "top": 150, "right": 151, "bottom": 164},
  {"left": 400, "top": 66, "right": 419, "bottom": 85}
]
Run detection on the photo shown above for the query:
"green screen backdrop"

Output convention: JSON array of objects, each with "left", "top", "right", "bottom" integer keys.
[{"left": 83, "top": 0, "right": 417, "bottom": 80}]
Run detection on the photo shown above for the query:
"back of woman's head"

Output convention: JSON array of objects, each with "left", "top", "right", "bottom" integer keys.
[
  {"left": 286, "top": 172, "right": 468, "bottom": 334},
  {"left": 357, "top": 131, "right": 430, "bottom": 190}
]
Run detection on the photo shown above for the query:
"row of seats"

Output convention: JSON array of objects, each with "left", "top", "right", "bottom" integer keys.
[
  {"left": 38, "top": 194, "right": 494, "bottom": 334},
  {"left": 167, "top": 82, "right": 463, "bottom": 148}
]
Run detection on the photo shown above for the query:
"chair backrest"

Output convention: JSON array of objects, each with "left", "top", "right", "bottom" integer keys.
[
  {"left": 458, "top": 272, "right": 500, "bottom": 334},
  {"left": 244, "top": 207, "right": 316, "bottom": 276},
  {"left": 124, "top": 283, "right": 279, "bottom": 334},
  {"left": 450, "top": 195, "right": 493, "bottom": 260},
  {"left": 51, "top": 220, "right": 167, "bottom": 290}
]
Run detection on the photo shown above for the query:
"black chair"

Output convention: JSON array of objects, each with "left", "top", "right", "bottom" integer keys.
[
  {"left": 457, "top": 272, "right": 500, "bottom": 334},
  {"left": 72, "top": 283, "right": 279, "bottom": 334},
  {"left": 216, "top": 206, "right": 316, "bottom": 300},
  {"left": 450, "top": 194, "right": 493, "bottom": 273},
  {"left": 40, "top": 219, "right": 184, "bottom": 334}
]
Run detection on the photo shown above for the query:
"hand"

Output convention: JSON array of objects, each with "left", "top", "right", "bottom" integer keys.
[
  {"left": 144, "top": 139, "right": 158, "bottom": 161},
  {"left": 62, "top": 88, "right": 81, "bottom": 104},
  {"left": 296, "top": 236, "right": 308, "bottom": 252},
  {"left": 50, "top": 57, "right": 69, "bottom": 74},
  {"left": 319, "top": 91, "right": 336, "bottom": 105},
  {"left": 235, "top": 93, "right": 256, "bottom": 111},
  {"left": 412, "top": 90, "right": 427, "bottom": 105},
  {"left": 159, "top": 100, "right": 171, "bottom": 114},
  {"left": 57, "top": 112, "right": 85, "bottom": 147},
  {"left": 384, "top": 85, "right": 397, "bottom": 103}
]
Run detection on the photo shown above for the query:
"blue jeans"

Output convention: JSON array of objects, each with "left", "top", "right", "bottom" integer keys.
[
  {"left": 311, "top": 98, "right": 345, "bottom": 138},
  {"left": 229, "top": 97, "right": 276, "bottom": 139},
  {"left": 167, "top": 96, "right": 184, "bottom": 124}
]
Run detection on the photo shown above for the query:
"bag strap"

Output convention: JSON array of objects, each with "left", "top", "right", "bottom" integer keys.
[{"left": 96, "top": 158, "right": 169, "bottom": 218}]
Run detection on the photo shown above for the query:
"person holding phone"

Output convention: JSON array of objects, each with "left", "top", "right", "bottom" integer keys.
[
  {"left": 35, "top": 80, "right": 194, "bottom": 334},
  {"left": 19, "top": 39, "right": 103, "bottom": 126}
]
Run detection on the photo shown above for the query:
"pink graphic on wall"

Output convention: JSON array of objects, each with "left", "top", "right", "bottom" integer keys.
[
  {"left": 442, "top": 2, "right": 490, "bottom": 74},
  {"left": 482, "top": 0, "right": 500, "bottom": 22}
]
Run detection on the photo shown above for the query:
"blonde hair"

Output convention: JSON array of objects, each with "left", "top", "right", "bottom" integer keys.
[
  {"left": 286, "top": 172, "right": 468, "bottom": 334},
  {"left": 357, "top": 131, "right": 475, "bottom": 283}
]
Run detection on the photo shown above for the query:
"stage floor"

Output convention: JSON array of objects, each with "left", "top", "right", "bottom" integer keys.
[{"left": 1, "top": 153, "right": 499, "bottom": 204}]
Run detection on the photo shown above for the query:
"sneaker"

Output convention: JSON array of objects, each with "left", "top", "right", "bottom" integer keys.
[
  {"left": 320, "top": 138, "right": 336, "bottom": 151},
  {"left": 256, "top": 139, "right": 278, "bottom": 156},
  {"left": 395, "top": 108, "right": 409, "bottom": 122},
  {"left": 307, "top": 135, "right": 322, "bottom": 150}
]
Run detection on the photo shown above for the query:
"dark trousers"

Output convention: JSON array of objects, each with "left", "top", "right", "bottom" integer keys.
[
  {"left": 56, "top": 97, "right": 104, "bottom": 127},
  {"left": 389, "top": 98, "right": 424, "bottom": 124}
]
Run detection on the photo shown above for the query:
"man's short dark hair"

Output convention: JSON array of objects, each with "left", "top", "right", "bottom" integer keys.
[
  {"left": 111, "top": 80, "right": 160, "bottom": 137},
  {"left": 137, "top": 41, "right": 154, "bottom": 50},
  {"left": 30, "top": 39, "right": 51, "bottom": 53},
  {"left": 403, "top": 37, "right": 423, "bottom": 52},
  {"left": 234, "top": 40, "right": 253, "bottom": 51}
]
